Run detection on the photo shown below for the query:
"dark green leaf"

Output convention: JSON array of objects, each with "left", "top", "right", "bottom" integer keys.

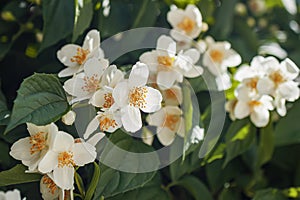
[
  {"left": 0, "top": 164, "right": 41, "bottom": 186},
  {"left": 93, "top": 131, "right": 159, "bottom": 199},
  {"left": 174, "top": 175, "right": 213, "bottom": 200},
  {"left": 72, "top": 0, "right": 93, "bottom": 42},
  {"left": 254, "top": 188, "right": 287, "bottom": 200},
  {"left": 39, "top": 0, "right": 75, "bottom": 52},
  {"left": 257, "top": 122, "right": 274, "bottom": 167},
  {"left": 85, "top": 162, "right": 101, "bottom": 200},
  {"left": 0, "top": 83, "right": 10, "bottom": 125},
  {"left": 5, "top": 73, "right": 70, "bottom": 134}
]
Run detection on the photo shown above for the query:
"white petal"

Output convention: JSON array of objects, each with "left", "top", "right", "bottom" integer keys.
[
  {"left": 82, "top": 29, "right": 100, "bottom": 52},
  {"left": 121, "top": 106, "right": 142, "bottom": 133},
  {"left": 190, "top": 125, "right": 204, "bottom": 144},
  {"left": 4, "top": 190, "right": 21, "bottom": 200},
  {"left": 281, "top": 58, "right": 299, "bottom": 80},
  {"left": 278, "top": 81, "right": 300, "bottom": 101},
  {"left": 57, "top": 44, "right": 82, "bottom": 67},
  {"left": 141, "top": 128, "right": 154, "bottom": 146},
  {"left": 129, "top": 62, "right": 149, "bottom": 88},
  {"left": 157, "top": 71, "right": 179, "bottom": 89},
  {"left": 157, "top": 127, "right": 176, "bottom": 146},
  {"left": 101, "top": 65, "right": 124, "bottom": 87},
  {"left": 147, "top": 109, "right": 166, "bottom": 127},
  {"left": 38, "top": 150, "right": 58, "bottom": 173},
  {"left": 215, "top": 73, "right": 232, "bottom": 91},
  {"left": 183, "top": 65, "right": 203, "bottom": 78},
  {"left": 53, "top": 166, "right": 74, "bottom": 190},
  {"left": 167, "top": 9, "right": 186, "bottom": 28},
  {"left": 257, "top": 77, "right": 275, "bottom": 95},
  {"left": 157, "top": 35, "right": 176, "bottom": 57},
  {"left": 83, "top": 116, "right": 99, "bottom": 140},
  {"left": 9, "top": 137, "right": 32, "bottom": 161},
  {"left": 176, "top": 117, "right": 185, "bottom": 137},
  {"left": 73, "top": 143, "right": 96, "bottom": 166},
  {"left": 86, "top": 132, "right": 105, "bottom": 146},
  {"left": 89, "top": 89, "right": 107, "bottom": 108},
  {"left": 62, "top": 111, "right": 76, "bottom": 126},
  {"left": 58, "top": 66, "right": 81, "bottom": 78},
  {"left": 170, "top": 29, "right": 192, "bottom": 43},
  {"left": 139, "top": 51, "right": 159, "bottom": 72},
  {"left": 112, "top": 81, "right": 129, "bottom": 107},
  {"left": 63, "top": 76, "right": 91, "bottom": 99},
  {"left": 251, "top": 108, "right": 270, "bottom": 127},
  {"left": 183, "top": 48, "right": 200, "bottom": 64},
  {"left": 141, "top": 87, "right": 162, "bottom": 113},
  {"left": 53, "top": 131, "right": 74, "bottom": 152},
  {"left": 163, "top": 85, "right": 183, "bottom": 105},
  {"left": 275, "top": 97, "right": 287, "bottom": 116},
  {"left": 223, "top": 49, "right": 242, "bottom": 67},
  {"left": 84, "top": 58, "right": 108, "bottom": 78},
  {"left": 234, "top": 101, "right": 250, "bottom": 119}
]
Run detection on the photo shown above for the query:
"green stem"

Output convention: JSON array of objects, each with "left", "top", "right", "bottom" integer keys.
[{"left": 132, "top": 0, "right": 148, "bottom": 28}]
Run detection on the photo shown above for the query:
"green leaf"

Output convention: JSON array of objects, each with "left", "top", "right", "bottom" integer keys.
[
  {"left": 257, "top": 123, "right": 274, "bottom": 167},
  {"left": 0, "top": 139, "right": 11, "bottom": 168},
  {"left": 0, "top": 83, "right": 10, "bottom": 125},
  {"left": 224, "top": 119, "right": 256, "bottom": 167},
  {"left": 274, "top": 100, "right": 300, "bottom": 147},
  {"left": 84, "top": 162, "right": 101, "bottom": 200},
  {"left": 131, "top": 0, "right": 159, "bottom": 28},
  {"left": 93, "top": 131, "right": 159, "bottom": 199},
  {"left": 254, "top": 188, "right": 287, "bottom": 200},
  {"left": 5, "top": 73, "right": 70, "bottom": 134},
  {"left": 72, "top": 0, "right": 93, "bottom": 42},
  {"left": 174, "top": 175, "right": 213, "bottom": 200},
  {"left": 0, "top": 164, "right": 42, "bottom": 186},
  {"left": 39, "top": 0, "right": 75, "bottom": 52}
]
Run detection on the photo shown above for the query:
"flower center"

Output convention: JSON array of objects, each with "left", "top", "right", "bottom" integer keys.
[
  {"left": 58, "top": 151, "right": 75, "bottom": 167},
  {"left": 103, "top": 93, "right": 114, "bottom": 108},
  {"left": 246, "top": 78, "right": 258, "bottom": 90},
  {"left": 42, "top": 175, "right": 58, "bottom": 195},
  {"left": 99, "top": 116, "right": 117, "bottom": 131},
  {"left": 157, "top": 56, "right": 174, "bottom": 70},
  {"left": 29, "top": 132, "right": 47, "bottom": 155},
  {"left": 248, "top": 100, "right": 262, "bottom": 111},
  {"left": 164, "top": 114, "right": 180, "bottom": 131},
  {"left": 82, "top": 75, "right": 100, "bottom": 93},
  {"left": 210, "top": 50, "right": 224, "bottom": 63},
  {"left": 177, "top": 16, "right": 195, "bottom": 33},
  {"left": 270, "top": 71, "right": 285, "bottom": 86},
  {"left": 70, "top": 48, "right": 90, "bottom": 65},
  {"left": 129, "top": 87, "right": 148, "bottom": 108},
  {"left": 164, "top": 89, "right": 177, "bottom": 100}
]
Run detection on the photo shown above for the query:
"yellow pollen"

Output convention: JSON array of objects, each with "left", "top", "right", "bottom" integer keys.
[
  {"left": 70, "top": 48, "right": 90, "bottom": 65},
  {"left": 248, "top": 100, "right": 262, "bottom": 111},
  {"left": 99, "top": 116, "right": 117, "bottom": 131},
  {"left": 58, "top": 151, "right": 75, "bottom": 167},
  {"left": 82, "top": 75, "right": 100, "bottom": 93},
  {"left": 270, "top": 71, "right": 285, "bottom": 86},
  {"left": 74, "top": 138, "right": 82, "bottom": 143},
  {"left": 246, "top": 78, "right": 258, "bottom": 89},
  {"left": 29, "top": 132, "right": 47, "bottom": 155},
  {"left": 129, "top": 87, "right": 148, "bottom": 108},
  {"left": 210, "top": 50, "right": 224, "bottom": 63},
  {"left": 177, "top": 16, "right": 195, "bottom": 33},
  {"left": 165, "top": 89, "right": 177, "bottom": 100},
  {"left": 157, "top": 56, "right": 174, "bottom": 70},
  {"left": 164, "top": 114, "right": 180, "bottom": 131},
  {"left": 103, "top": 93, "right": 114, "bottom": 108},
  {"left": 42, "top": 175, "right": 58, "bottom": 195}
]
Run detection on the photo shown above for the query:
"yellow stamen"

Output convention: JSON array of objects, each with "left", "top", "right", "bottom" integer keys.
[
  {"left": 248, "top": 100, "right": 262, "bottom": 112},
  {"left": 177, "top": 16, "right": 195, "bottom": 33},
  {"left": 164, "top": 89, "right": 177, "bottom": 100},
  {"left": 246, "top": 78, "right": 258, "bottom": 90},
  {"left": 210, "top": 50, "right": 224, "bottom": 63},
  {"left": 270, "top": 71, "right": 285, "bottom": 86},
  {"left": 157, "top": 56, "right": 174, "bottom": 70},
  {"left": 58, "top": 151, "right": 75, "bottom": 167},
  {"left": 70, "top": 48, "right": 90, "bottom": 65},
  {"left": 103, "top": 93, "right": 114, "bottom": 108},
  {"left": 99, "top": 116, "right": 117, "bottom": 131},
  {"left": 29, "top": 132, "right": 47, "bottom": 155},
  {"left": 164, "top": 114, "right": 180, "bottom": 131},
  {"left": 129, "top": 87, "right": 148, "bottom": 108},
  {"left": 42, "top": 175, "right": 58, "bottom": 195},
  {"left": 82, "top": 75, "right": 100, "bottom": 93}
]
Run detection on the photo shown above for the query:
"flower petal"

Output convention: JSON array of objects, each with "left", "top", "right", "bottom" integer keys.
[
  {"left": 121, "top": 106, "right": 142, "bottom": 133},
  {"left": 9, "top": 137, "right": 32, "bottom": 161},
  {"left": 86, "top": 132, "right": 105, "bottom": 146},
  {"left": 139, "top": 51, "right": 159, "bottom": 72},
  {"left": 278, "top": 81, "right": 300, "bottom": 101},
  {"left": 257, "top": 77, "right": 275, "bottom": 95},
  {"left": 57, "top": 44, "right": 82, "bottom": 68},
  {"left": 84, "top": 58, "right": 108, "bottom": 78},
  {"left": 147, "top": 109, "right": 166, "bottom": 127},
  {"left": 58, "top": 66, "right": 81, "bottom": 78},
  {"left": 141, "top": 87, "right": 162, "bottom": 113},
  {"left": 156, "top": 35, "right": 176, "bottom": 57},
  {"left": 183, "top": 48, "right": 200, "bottom": 64},
  {"left": 157, "top": 127, "right": 176, "bottom": 146},
  {"left": 129, "top": 62, "right": 149, "bottom": 88},
  {"left": 251, "top": 108, "right": 270, "bottom": 127},
  {"left": 73, "top": 142, "right": 96, "bottom": 166},
  {"left": 38, "top": 150, "right": 58, "bottom": 173},
  {"left": 82, "top": 29, "right": 100, "bottom": 52},
  {"left": 53, "top": 166, "right": 74, "bottom": 190},
  {"left": 183, "top": 65, "right": 204, "bottom": 78},
  {"left": 83, "top": 116, "right": 99, "bottom": 140},
  {"left": 53, "top": 131, "right": 74, "bottom": 152},
  {"left": 112, "top": 81, "right": 129, "bottom": 107},
  {"left": 234, "top": 101, "right": 250, "bottom": 119},
  {"left": 157, "top": 71, "right": 180, "bottom": 89}
]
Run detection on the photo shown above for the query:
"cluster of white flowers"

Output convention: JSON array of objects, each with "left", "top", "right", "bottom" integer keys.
[
  {"left": 0, "top": 189, "right": 24, "bottom": 200},
  {"left": 9, "top": 123, "right": 102, "bottom": 199},
  {"left": 226, "top": 56, "right": 300, "bottom": 127}
]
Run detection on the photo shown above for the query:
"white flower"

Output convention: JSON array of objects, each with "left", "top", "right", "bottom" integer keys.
[
  {"left": 61, "top": 110, "right": 76, "bottom": 126},
  {"left": 225, "top": 98, "right": 238, "bottom": 120},
  {"left": 84, "top": 110, "right": 122, "bottom": 138},
  {"left": 190, "top": 125, "right": 204, "bottom": 144},
  {"left": 161, "top": 84, "right": 183, "bottom": 106},
  {"left": 63, "top": 58, "right": 109, "bottom": 103},
  {"left": 167, "top": 5, "right": 202, "bottom": 42},
  {"left": 10, "top": 123, "right": 58, "bottom": 172},
  {"left": 40, "top": 174, "right": 63, "bottom": 200},
  {"left": 203, "top": 36, "right": 241, "bottom": 90},
  {"left": 256, "top": 57, "right": 300, "bottom": 116},
  {"left": 0, "top": 189, "right": 23, "bottom": 200},
  {"left": 140, "top": 35, "right": 203, "bottom": 89},
  {"left": 38, "top": 131, "right": 97, "bottom": 190},
  {"left": 57, "top": 29, "right": 104, "bottom": 77},
  {"left": 147, "top": 106, "right": 185, "bottom": 146},
  {"left": 113, "top": 62, "right": 163, "bottom": 132},
  {"left": 89, "top": 65, "right": 124, "bottom": 108},
  {"left": 234, "top": 95, "right": 274, "bottom": 127}
]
